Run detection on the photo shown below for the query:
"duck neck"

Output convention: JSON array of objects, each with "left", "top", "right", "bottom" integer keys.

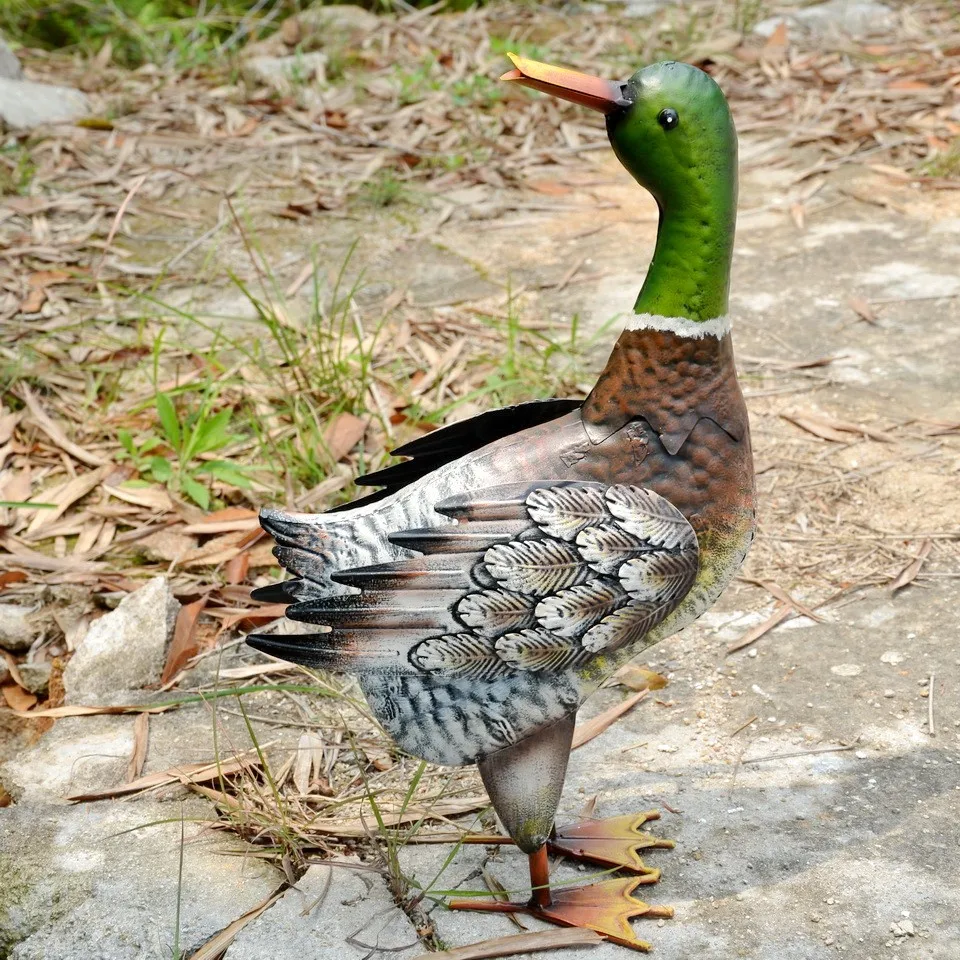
[{"left": 632, "top": 191, "right": 736, "bottom": 324}]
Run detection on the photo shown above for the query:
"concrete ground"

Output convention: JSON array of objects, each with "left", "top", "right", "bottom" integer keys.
[
  {"left": 403, "top": 581, "right": 959, "bottom": 960},
  {"left": 3, "top": 6, "right": 960, "bottom": 959}
]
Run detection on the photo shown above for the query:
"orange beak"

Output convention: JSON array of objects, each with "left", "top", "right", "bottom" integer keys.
[{"left": 500, "top": 52, "right": 628, "bottom": 115}]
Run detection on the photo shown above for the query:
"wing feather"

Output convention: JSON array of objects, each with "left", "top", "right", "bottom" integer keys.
[
  {"left": 525, "top": 485, "right": 608, "bottom": 541},
  {"left": 605, "top": 485, "right": 696, "bottom": 551},
  {"left": 580, "top": 602, "right": 666, "bottom": 653},
  {"left": 456, "top": 589, "right": 538, "bottom": 638},
  {"left": 534, "top": 580, "right": 628, "bottom": 638},
  {"left": 575, "top": 524, "right": 651, "bottom": 575},
  {"left": 619, "top": 551, "right": 698, "bottom": 603},
  {"left": 483, "top": 539, "right": 591, "bottom": 596},
  {"left": 495, "top": 628, "right": 592, "bottom": 672},
  {"left": 409, "top": 633, "right": 508, "bottom": 681}
]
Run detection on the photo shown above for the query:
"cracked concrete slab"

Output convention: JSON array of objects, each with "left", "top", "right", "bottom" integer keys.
[
  {"left": 226, "top": 860, "right": 420, "bottom": 960},
  {"left": 401, "top": 582, "right": 958, "bottom": 959}
]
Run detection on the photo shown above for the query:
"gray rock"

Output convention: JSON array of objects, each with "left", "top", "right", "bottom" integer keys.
[
  {"left": 0, "top": 799, "right": 281, "bottom": 959},
  {"left": 226, "top": 860, "right": 420, "bottom": 960},
  {"left": 1, "top": 715, "right": 133, "bottom": 803},
  {"left": 15, "top": 662, "right": 50, "bottom": 696},
  {"left": 622, "top": 0, "right": 678, "bottom": 16},
  {"left": 0, "top": 604, "right": 36, "bottom": 653},
  {"left": 0, "top": 77, "right": 91, "bottom": 130},
  {"left": 63, "top": 577, "right": 179, "bottom": 706},
  {"left": 0, "top": 35, "right": 22, "bottom": 80},
  {"left": 242, "top": 51, "right": 328, "bottom": 94},
  {"left": 754, "top": 0, "right": 894, "bottom": 39},
  {"left": 296, "top": 4, "right": 380, "bottom": 39}
]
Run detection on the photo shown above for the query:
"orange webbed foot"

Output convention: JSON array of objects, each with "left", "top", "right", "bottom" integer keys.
[{"left": 549, "top": 810, "right": 676, "bottom": 879}]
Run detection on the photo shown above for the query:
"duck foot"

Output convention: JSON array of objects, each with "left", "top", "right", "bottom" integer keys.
[
  {"left": 448, "top": 877, "right": 673, "bottom": 952},
  {"left": 549, "top": 810, "right": 675, "bottom": 878},
  {"left": 448, "top": 843, "right": 672, "bottom": 952}
]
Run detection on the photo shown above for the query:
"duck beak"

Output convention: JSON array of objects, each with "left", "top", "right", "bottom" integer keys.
[{"left": 501, "top": 53, "right": 629, "bottom": 114}]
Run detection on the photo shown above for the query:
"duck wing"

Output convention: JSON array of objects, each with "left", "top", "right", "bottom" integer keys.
[
  {"left": 248, "top": 480, "right": 698, "bottom": 680},
  {"left": 327, "top": 398, "right": 582, "bottom": 513}
]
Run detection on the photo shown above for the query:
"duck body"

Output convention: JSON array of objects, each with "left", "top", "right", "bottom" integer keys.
[
  {"left": 256, "top": 319, "right": 752, "bottom": 771},
  {"left": 250, "top": 55, "right": 755, "bottom": 949}
]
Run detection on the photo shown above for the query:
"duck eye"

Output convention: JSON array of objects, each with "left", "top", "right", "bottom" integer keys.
[{"left": 658, "top": 108, "right": 679, "bottom": 131}]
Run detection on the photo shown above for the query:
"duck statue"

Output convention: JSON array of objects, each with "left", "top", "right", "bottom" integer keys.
[{"left": 248, "top": 53, "right": 754, "bottom": 951}]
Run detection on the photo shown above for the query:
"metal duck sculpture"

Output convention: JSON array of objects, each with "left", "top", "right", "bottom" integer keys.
[{"left": 248, "top": 54, "right": 754, "bottom": 951}]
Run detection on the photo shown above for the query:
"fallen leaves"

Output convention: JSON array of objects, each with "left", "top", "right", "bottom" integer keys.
[
  {"left": 126, "top": 712, "right": 149, "bottom": 782},
  {"left": 413, "top": 929, "right": 603, "bottom": 960},
  {"left": 19, "top": 270, "right": 71, "bottom": 314},
  {"left": 889, "top": 539, "right": 933, "bottom": 594},
  {"left": 572, "top": 690, "right": 649, "bottom": 750},
  {"left": 783, "top": 411, "right": 894, "bottom": 443},
  {"left": 20, "top": 384, "right": 109, "bottom": 468},
  {"left": 161, "top": 597, "right": 209, "bottom": 684}
]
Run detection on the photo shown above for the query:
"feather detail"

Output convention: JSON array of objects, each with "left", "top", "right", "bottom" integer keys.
[
  {"left": 535, "top": 581, "right": 627, "bottom": 638},
  {"left": 575, "top": 524, "right": 651, "bottom": 575},
  {"left": 605, "top": 485, "right": 696, "bottom": 551},
  {"left": 409, "top": 633, "right": 507, "bottom": 681},
  {"left": 580, "top": 602, "right": 666, "bottom": 653},
  {"left": 619, "top": 551, "right": 698, "bottom": 603},
  {"left": 525, "top": 485, "right": 607, "bottom": 541},
  {"left": 483, "top": 539, "right": 590, "bottom": 597},
  {"left": 495, "top": 628, "right": 591, "bottom": 672},
  {"left": 456, "top": 589, "right": 538, "bottom": 638}
]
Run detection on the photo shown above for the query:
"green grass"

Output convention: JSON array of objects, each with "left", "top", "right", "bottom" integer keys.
[
  {"left": 0, "top": 0, "right": 280, "bottom": 69},
  {"left": 922, "top": 139, "right": 960, "bottom": 179},
  {"left": 0, "top": 0, "right": 498, "bottom": 70}
]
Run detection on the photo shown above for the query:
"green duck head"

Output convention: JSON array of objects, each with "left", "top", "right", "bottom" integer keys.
[{"left": 502, "top": 55, "right": 738, "bottom": 323}]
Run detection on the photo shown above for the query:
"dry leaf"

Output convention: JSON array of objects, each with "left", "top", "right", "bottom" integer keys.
[
  {"left": 324, "top": 412, "right": 367, "bottom": 462},
  {"left": 13, "top": 701, "right": 180, "bottom": 720},
  {"left": 782, "top": 413, "right": 851, "bottom": 443},
  {"left": 527, "top": 179, "right": 572, "bottom": 196},
  {"left": 614, "top": 665, "right": 668, "bottom": 692},
  {"left": 2, "top": 683, "right": 37, "bottom": 712},
  {"left": 69, "top": 754, "right": 252, "bottom": 802},
  {"left": 185, "top": 890, "right": 284, "bottom": 960},
  {"left": 727, "top": 604, "right": 793, "bottom": 653},
  {"left": 783, "top": 411, "right": 893, "bottom": 443},
  {"left": 224, "top": 551, "right": 250, "bottom": 584},
  {"left": 19, "top": 270, "right": 70, "bottom": 314},
  {"left": 414, "top": 928, "right": 602, "bottom": 960},
  {"left": 572, "top": 690, "right": 649, "bottom": 749},
  {"left": 0, "top": 410, "right": 21, "bottom": 445},
  {"left": 161, "top": 597, "right": 208, "bottom": 684},
  {"left": 849, "top": 296, "right": 877, "bottom": 324},
  {"left": 26, "top": 465, "right": 111, "bottom": 535},
  {"left": 182, "top": 508, "right": 258, "bottom": 534},
  {"left": 103, "top": 482, "right": 175, "bottom": 512},
  {"left": 889, "top": 539, "right": 932, "bottom": 594},
  {"left": 20, "top": 385, "right": 108, "bottom": 468},
  {"left": 126, "top": 712, "right": 149, "bottom": 782},
  {"left": 292, "top": 731, "right": 325, "bottom": 795}
]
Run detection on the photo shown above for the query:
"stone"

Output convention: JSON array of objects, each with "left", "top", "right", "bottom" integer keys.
[
  {"left": 0, "top": 35, "right": 22, "bottom": 80},
  {"left": 0, "top": 798, "right": 281, "bottom": 959},
  {"left": 295, "top": 4, "right": 380, "bottom": 41},
  {"left": 226, "top": 860, "right": 419, "bottom": 959},
  {"left": 242, "top": 51, "right": 328, "bottom": 94},
  {"left": 0, "top": 604, "right": 36, "bottom": 653},
  {"left": 243, "top": 5, "right": 378, "bottom": 59},
  {"left": 63, "top": 577, "right": 179, "bottom": 706},
  {"left": 753, "top": 0, "right": 894, "bottom": 39},
  {"left": 134, "top": 528, "right": 197, "bottom": 563},
  {"left": 1, "top": 716, "right": 133, "bottom": 803},
  {"left": 15, "top": 662, "right": 50, "bottom": 696},
  {"left": 0, "top": 78, "right": 91, "bottom": 130}
]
